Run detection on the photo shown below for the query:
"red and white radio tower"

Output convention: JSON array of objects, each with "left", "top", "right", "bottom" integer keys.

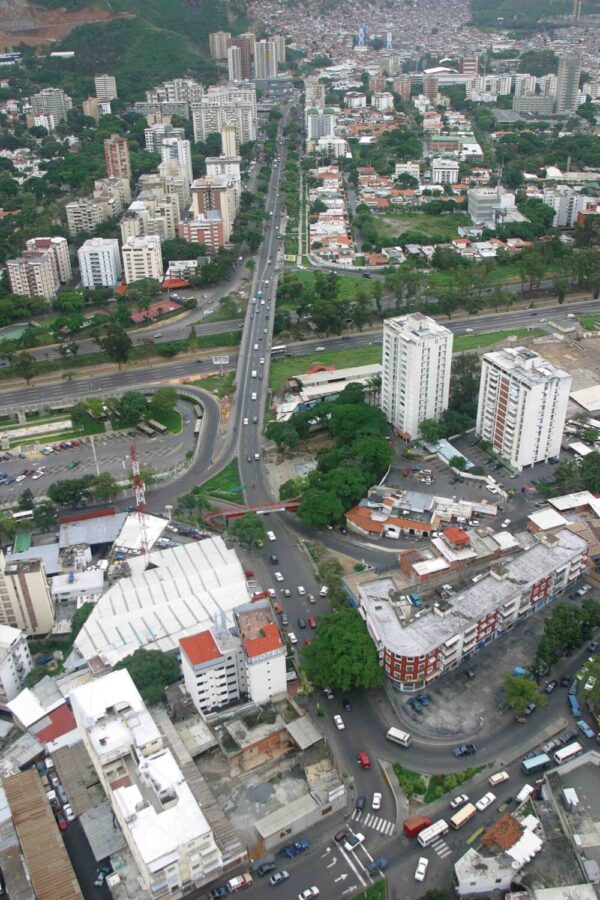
[{"left": 129, "top": 442, "right": 149, "bottom": 564}]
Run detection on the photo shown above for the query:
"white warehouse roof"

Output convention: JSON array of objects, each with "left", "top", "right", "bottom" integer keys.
[{"left": 74, "top": 538, "right": 251, "bottom": 667}]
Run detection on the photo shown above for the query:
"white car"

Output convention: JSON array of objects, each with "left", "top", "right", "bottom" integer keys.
[
  {"left": 253, "top": 343, "right": 259, "bottom": 350},
  {"left": 333, "top": 714, "right": 345, "bottom": 730},
  {"left": 15, "top": 474, "right": 26, "bottom": 482},
  {"left": 32, "top": 472, "right": 44, "bottom": 480},
  {"left": 414, "top": 857, "right": 429, "bottom": 882},
  {"left": 501, "top": 518, "right": 511, "bottom": 528},
  {"left": 297, "top": 586, "right": 306, "bottom": 595},
  {"left": 476, "top": 791, "right": 496, "bottom": 812},
  {"left": 343, "top": 832, "right": 364, "bottom": 852},
  {"left": 287, "top": 632, "right": 298, "bottom": 645},
  {"left": 243, "top": 417, "right": 249, "bottom": 426},
  {"left": 274, "top": 571, "right": 284, "bottom": 582},
  {"left": 260, "top": 357, "right": 265, "bottom": 364},
  {"left": 319, "top": 586, "right": 328, "bottom": 597},
  {"left": 298, "top": 889, "right": 320, "bottom": 900},
  {"left": 63, "top": 803, "right": 76, "bottom": 822},
  {"left": 267, "top": 530, "right": 276, "bottom": 541},
  {"left": 254, "top": 453, "right": 260, "bottom": 461},
  {"left": 315, "top": 346, "right": 325, "bottom": 351},
  {"left": 372, "top": 792, "right": 382, "bottom": 810},
  {"left": 449, "top": 793, "right": 469, "bottom": 810}
]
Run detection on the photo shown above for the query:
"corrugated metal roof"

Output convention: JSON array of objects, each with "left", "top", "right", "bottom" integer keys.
[{"left": 3, "top": 769, "right": 83, "bottom": 900}]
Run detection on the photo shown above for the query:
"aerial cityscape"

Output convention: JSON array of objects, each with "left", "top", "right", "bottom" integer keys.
[{"left": 0, "top": 0, "right": 598, "bottom": 898}]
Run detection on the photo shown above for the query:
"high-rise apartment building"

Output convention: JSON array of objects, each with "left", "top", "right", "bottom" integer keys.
[
  {"left": 70, "top": 670, "right": 223, "bottom": 897},
  {"left": 103, "top": 133, "right": 131, "bottom": 180},
  {"left": 227, "top": 45, "right": 243, "bottom": 83},
  {"left": 0, "top": 625, "right": 32, "bottom": 707},
  {"left": 393, "top": 75, "right": 412, "bottom": 101},
  {"left": 514, "top": 74, "right": 537, "bottom": 97},
  {"left": 144, "top": 123, "right": 186, "bottom": 153},
  {"left": 122, "top": 235, "right": 163, "bottom": 284},
  {"left": 459, "top": 56, "right": 479, "bottom": 75},
  {"left": 94, "top": 73, "right": 117, "bottom": 101},
  {"left": 146, "top": 78, "right": 204, "bottom": 106},
  {"left": 229, "top": 33, "right": 255, "bottom": 80},
  {"left": 423, "top": 74, "right": 439, "bottom": 103},
  {"left": 25, "top": 236, "right": 71, "bottom": 283},
  {"left": 66, "top": 197, "right": 116, "bottom": 235},
  {"left": 381, "top": 313, "right": 453, "bottom": 440},
  {"left": 192, "top": 85, "right": 257, "bottom": 145},
  {"left": 205, "top": 155, "right": 241, "bottom": 206},
  {"left": 209, "top": 30, "right": 231, "bottom": 60},
  {"left": 159, "top": 137, "right": 193, "bottom": 185},
  {"left": 220, "top": 124, "right": 238, "bottom": 157},
  {"left": 191, "top": 176, "right": 237, "bottom": 241},
  {"left": 476, "top": 348, "right": 571, "bottom": 470},
  {"left": 555, "top": 54, "right": 581, "bottom": 115},
  {"left": 6, "top": 251, "right": 60, "bottom": 301},
  {"left": 539, "top": 73, "right": 558, "bottom": 97},
  {"left": 0, "top": 554, "right": 55, "bottom": 636},
  {"left": 305, "top": 75, "right": 326, "bottom": 107},
  {"left": 273, "top": 35, "right": 286, "bottom": 65},
  {"left": 93, "top": 176, "right": 132, "bottom": 211},
  {"left": 30, "top": 87, "right": 72, "bottom": 123},
  {"left": 78, "top": 238, "right": 122, "bottom": 288},
  {"left": 254, "top": 39, "right": 278, "bottom": 79},
  {"left": 178, "top": 213, "right": 224, "bottom": 252},
  {"left": 83, "top": 96, "right": 111, "bottom": 121},
  {"left": 306, "top": 107, "right": 337, "bottom": 140},
  {"left": 120, "top": 193, "right": 180, "bottom": 243}
]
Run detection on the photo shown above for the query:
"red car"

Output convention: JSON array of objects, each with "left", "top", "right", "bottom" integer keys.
[
  {"left": 308, "top": 617, "right": 317, "bottom": 629},
  {"left": 55, "top": 812, "right": 68, "bottom": 832},
  {"left": 71, "top": 439, "right": 81, "bottom": 447}
]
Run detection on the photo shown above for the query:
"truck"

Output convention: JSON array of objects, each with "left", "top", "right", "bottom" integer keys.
[
  {"left": 516, "top": 784, "right": 534, "bottom": 804},
  {"left": 403, "top": 816, "right": 432, "bottom": 838},
  {"left": 513, "top": 667, "right": 533, "bottom": 679},
  {"left": 226, "top": 873, "right": 253, "bottom": 892}
]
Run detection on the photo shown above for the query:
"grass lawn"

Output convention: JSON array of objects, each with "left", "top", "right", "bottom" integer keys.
[
  {"left": 191, "top": 371, "right": 236, "bottom": 398},
  {"left": 201, "top": 460, "right": 243, "bottom": 499},
  {"left": 286, "top": 269, "right": 375, "bottom": 306},
  {"left": 152, "top": 407, "right": 182, "bottom": 434},
  {"left": 453, "top": 327, "right": 545, "bottom": 352},
  {"left": 269, "top": 345, "right": 382, "bottom": 391},
  {"left": 377, "top": 210, "right": 469, "bottom": 241},
  {"left": 355, "top": 884, "right": 386, "bottom": 900},
  {"left": 394, "top": 762, "right": 485, "bottom": 804},
  {"left": 579, "top": 313, "right": 600, "bottom": 331}
]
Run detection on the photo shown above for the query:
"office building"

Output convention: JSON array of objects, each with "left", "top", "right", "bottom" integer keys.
[
  {"left": 431, "top": 157, "right": 460, "bottom": 184},
  {"left": 476, "top": 347, "right": 571, "bottom": 470},
  {"left": 78, "top": 238, "right": 122, "bottom": 288},
  {"left": 0, "top": 554, "right": 55, "bottom": 636},
  {"left": 209, "top": 30, "right": 231, "bottom": 60},
  {"left": 227, "top": 45, "right": 243, "bottom": 82},
  {"left": 220, "top": 123, "right": 238, "bottom": 157},
  {"left": 159, "top": 137, "right": 193, "bottom": 185},
  {"left": 25, "top": 236, "right": 71, "bottom": 283},
  {"left": 144, "top": 123, "right": 186, "bottom": 153},
  {"left": 229, "top": 33, "right": 255, "bottom": 80},
  {"left": 555, "top": 54, "right": 581, "bottom": 115},
  {"left": 306, "top": 107, "right": 337, "bottom": 140},
  {"left": 103, "top": 133, "right": 131, "bottom": 180},
  {"left": 191, "top": 176, "right": 237, "bottom": 241},
  {"left": 6, "top": 251, "right": 60, "bottom": 301},
  {"left": 180, "top": 601, "right": 286, "bottom": 715},
  {"left": 468, "top": 186, "right": 516, "bottom": 227},
  {"left": 381, "top": 313, "right": 453, "bottom": 440},
  {"left": 0, "top": 625, "right": 32, "bottom": 707},
  {"left": 70, "top": 669, "right": 223, "bottom": 897},
  {"left": 122, "top": 235, "right": 163, "bottom": 284},
  {"left": 30, "top": 87, "right": 72, "bottom": 123},
  {"left": 66, "top": 197, "right": 115, "bottom": 235},
  {"left": 178, "top": 213, "right": 224, "bottom": 252},
  {"left": 94, "top": 73, "right": 117, "bottom": 101},
  {"left": 254, "top": 40, "right": 278, "bottom": 79},
  {"left": 192, "top": 85, "right": 257, "bottom": 145}
]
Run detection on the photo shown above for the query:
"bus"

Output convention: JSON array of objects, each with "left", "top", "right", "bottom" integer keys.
[
  {"left": 553, "top": 742, "right": 583, "bottom": 765},
  {"left": 521, "top": 753, "right": 551, "bottom": 776},
  {"left": 12, "top": 509, "right": 33, "bottom": 521},
  {"left": 386, "top": 727, "right": 412, "bottom": 748},
  {"left": 568, "top": 695, "right": 582, "bottom": 718},
  {"left": 449, "top": 803, "right": 477, "bottom": 831},
  {"left": 194, "top": 419, "right": 203, "bottom": 436},
  {"left": 271, "top": 344, "right": 287, "bottom": 357},
  {"left": 417, "top": 819, "right": 449, "bottom": 848},
  {"left": 147, "top": 419, "right": 167, "bottom": 435},
  {"left": 137, "top": 423, "right": 155, "bottom": 438}
]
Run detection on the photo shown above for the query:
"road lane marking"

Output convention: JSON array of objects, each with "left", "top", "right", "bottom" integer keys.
[{"left": 338, "top": 846, "right": 367, "bottom": 888}]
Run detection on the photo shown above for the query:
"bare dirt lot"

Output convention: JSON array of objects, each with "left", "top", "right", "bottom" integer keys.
[{"left": 0, "top": 1, "right": 131, "bottom": 48}]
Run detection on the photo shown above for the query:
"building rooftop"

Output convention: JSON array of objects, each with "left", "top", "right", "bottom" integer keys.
[
  {"left": 383, "top": 311, "right": 452, "bottom": 341},
  {"left": 51, "top": 569, "right": 104, "bottom": 596},
  {"left": 6, "top": 542, "right": 61, "bottom": 575},
  {"left": 179, "top": 630, "right": 222, "bottom": 665},
  {"left": 483, "top": 346, "right": 570, "bottom": 386},
  {"left": 59, "top": 512, "right": 126, "bottom": 548},
  {"left": 0, "top": 624, "right": 23, "bottom": 652},
  {"left": 236, "top": 603, "right": 284, "bottom": 659},
  {"left": 528, "top": 508, "right": 568, "bottom": 531}
]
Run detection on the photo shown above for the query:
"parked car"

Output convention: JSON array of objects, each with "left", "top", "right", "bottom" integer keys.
[
  {"left": 256, "top": 862, "right": 276, "bottom": 877},
  {"left": 281, "top": 840, "right": 309, "bottom": 859},
  {"left": 588, "top": 641, "right": 599, "bottom": 653},
  {"left": 414, "top": 857, "right": 429, "bottom": 882},
  {"left": 298, "top": 889, "right": 319, "bottom": 900},
  {"left": 333, "top": 829, "right": 347, "bottom": 843},
  {"left": 561, "top": 729, "right": 578, "bottom": 744},
  {"left": 342, "top": 698, "right": 352, "bottom": 712},
  {"left": 333, "top": 714, "right": 345, "bottom": 730},
  {"left": 544, "top": 680, "right": 558, "bottom": 694},
  {"left": 476, "top": 792, "right": 496, "bottom": 812},
  {"left": 453, "top": 743, "right": 476, "bottom": 758},
  {"left": 269, "top": 870, "right": 289, "bottom": 886},
  {"left": 449, "top": 794, "right": 469, "bottom": 810},
  {"left": 524, "top": 702, "right": 537, "bottom": 716}
]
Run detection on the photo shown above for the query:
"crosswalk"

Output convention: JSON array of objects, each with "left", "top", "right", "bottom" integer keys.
[
  {"left": 351, "top": 809, "right": 395, "bottom": 836},
  {"left": 430, "top": 837, "right": 452, "bottom": 858}
]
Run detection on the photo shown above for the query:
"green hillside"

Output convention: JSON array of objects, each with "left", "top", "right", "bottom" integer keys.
[{"left": 470, "top": 0, "right": 600, "bottom": 27}]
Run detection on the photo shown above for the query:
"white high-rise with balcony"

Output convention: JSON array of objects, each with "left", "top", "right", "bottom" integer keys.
[
  {"left": 122, "top": 235, "right": 163, "bottom": 284},
  {"left": 476, "top": 347, "right": 571, "bottom": 470},
  {"left": 78, "top": 238, "right": 122, "bottom": 288},
  {"left": 381, "top": 313, "right": 453, "bottom": 440}
]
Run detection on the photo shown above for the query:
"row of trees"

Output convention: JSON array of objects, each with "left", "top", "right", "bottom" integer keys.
[
  {"left": 275, "top": 270, "right": 376, "bottom": 336},
  {"left": 551, "top": 452, "right": 600, "bottom": 495},
  {"left": 71, "top": 387, "right": 177, "bottom": 430},
  {"left": 47, "top": 472, "right": 121, "bottom": 506},
  {"left": 535, "top": 599, "right": 600, "bottom": 673}
]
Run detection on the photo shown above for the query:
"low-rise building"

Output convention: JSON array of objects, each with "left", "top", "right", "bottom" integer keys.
[{"left": 0, "top": 625, "right": 32, "bottom": 707}]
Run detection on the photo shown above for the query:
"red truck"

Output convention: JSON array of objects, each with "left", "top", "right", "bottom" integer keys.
[{"left": 403, "top": 816, "right": 432, "bottom": 838}]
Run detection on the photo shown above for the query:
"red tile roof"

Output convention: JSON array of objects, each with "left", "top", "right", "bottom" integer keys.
[
  {"left": 443, "top": 526, "right": 470, "bottom": 547},
  {"left": 33, "top": 704, "right": 77, "bottom": 743},
  {"left": 243, "top": 623, "right": 284, "bottom": 658},
  {"left": 180, "top": 630, "right": 222, "bottom": 665}
]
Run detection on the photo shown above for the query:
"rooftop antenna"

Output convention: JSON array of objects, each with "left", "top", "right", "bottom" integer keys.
[{"left": 129, "top": 442, "right": 150, "bottom": 568}]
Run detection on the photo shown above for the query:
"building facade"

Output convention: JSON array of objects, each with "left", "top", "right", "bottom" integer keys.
[
  {"left": 381, "top": 313, "right": 453, "bottom": 440},
  {"left": 66, "top": 197, "right": 116, "bottom": 235},
  {"left": 0, "top": 625, "right": 32, "bottom": 707},
  {"left": 78, "top": 238, "right": 122, "bottom": 288},
  {"left": 190, "top": 176, "right": 237, "bottom": 241},
  {"left": 94, "top": 74, "right": 117, "bottom": 101},
  {"left": 254, "top": 40, "right": 278, "bottom": 79},
  {"left": 555, "top": 54, "right": 581, "bottom": 115},
  {"left": 6, "top": 251, "right": 60, "bottom": 300},
  {"left": 192, "top": 85, "right": 257, "bottom": 146},
  {"left": 209, "top": 31, "right": 231, "bottom": 60},
  {"left": 476, "top": 347, "right": 571, "bottom": 470},
  {"left": 227, "top": 46, "right": 243, "bottom": 83},
  {"left": 306, "top": 108, "right": 337, "bottom": 140},
  {"left": 122, "top": 235, "right": 164, "bottom": 284},
  {"left": 103, "top": 133, "right": 131, "bottom": 180},
  {"left": 159, "top": 137, "right": 194, "bottom": 186},
  {"left": 177, "top": 213, "right": 224, "bottom": 251},
  {"left": 144, "top": 123, "right": 186, "bottom": 153},
  {"left": 0, "top": 554, "right": 55, "bottom": 636},
  {"left": 431, "top": 157, "right": 459, "bottom": 184},
  {"left": 25, "top": 236, "right": 71, "bottom": 283},
  {"left": 30, "top": 87, "right": 72, "bottom": 123}
]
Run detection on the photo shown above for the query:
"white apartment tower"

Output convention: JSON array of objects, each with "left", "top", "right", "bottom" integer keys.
[
  {"left": 306, "top": 108, "right": 337, "bottom": 140},
  {"left": 94, "top": 74, "right": 117, "bottom": 101},
  {"left": 70, "top": 670, "right": 223, "bottom": 897},
  {"left": 209, "top": 30, "right": 231, "bottom": 60},
  {"left": 227, "top": 46, "right": 243, "bottom": 83},
  {"left": 192, "top": 85, "right": 257, "bottom": 146},
  {"left": 30, "top": 87, "right": 72, "bottom": 123},
  {"left": 555, "top": 54, "right": 581, "bottom": 115},
  {"left": 0, "top": 625, "right": 32, "bottom": 707},
  {"left": 254, "top": 39, "right": 278, "bottom": 79},
  {"left": 476, "top": 347, "right": 571, "bottom": 470},
  {"left": 78, "top": 238, "right": 122, "bottom": 288},
  {"left": 381, "top": 313, "right": 453, "bottom": 440},
  {"left": 144, "top": 123, "right": 186, "bottom": 153},
  {"left": 0, "top": 554, "right": 55, "bottom": 636},
  {"left": 122, "top": 235, "right": 163, "bottom": 284},
  {"left": 221, "top": 124, "right": 238, "bottom": 157},
  {"left": 159, "top": 137, "right": 193, "bottom": 186}
]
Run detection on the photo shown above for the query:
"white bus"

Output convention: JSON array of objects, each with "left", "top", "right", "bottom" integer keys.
[
  {"left": 12, "top": 510, "right": 33, "bottom": 521},
  {"left": 553, "top": 742, "right": 583, "bottom": 765},
  {"left": 449, "top": 803, "right": 477, "bottom": 830},
  {"left": 417, "top": 819, "right": 449, "bottom": 847},
  {"left": 386, "top": 727, "right": 412, "bottom": 748}
]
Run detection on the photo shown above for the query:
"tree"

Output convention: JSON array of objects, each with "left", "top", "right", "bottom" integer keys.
[
  {"left": 227, "top": 512, "right": 267, "bottom": 547},
  {"left": 11, "top": 352, "right": 36, "bottom": 385},
  {"left": 553, "top": 274, "right": 571, "bottom": 305},
  {"left": 584, "top": 427, "right": 600, "bottom": 445},
  {"left": 298, "top": 488, "right": 344, "bottom": 527},
  {"left": 302, "top": 608, "right": 383, "bottom": 691},
  {"left": 117, "top": 391, "right": 148, "bottom": 423},
  {"left": 419, "top": 419, "right": 443, "bottom": 443},
  {"left": 92, "top": 472, "right": 119, "bottom": 501},
  {"left": 33, "top": 500, "right": 57, "bottom": 532},
  {"left": 535, "top": 603, "right": 591, "bottom": 670},
  {"left": 450, "top": 455, "right": 467, "bottom": 471},
  {"left": 18, "top": 488, "right": 34, "bottom": 511},
  {"left": 279, "top": 477, "right": 307, "bottom": 501},
  {"left": 150, "top": 386, "right": 177, "bottom": 416},
  {"left": 97, "top": 323, "right": 132, "bottom": 368},
  {"left": 70, "top": 601, "right": 95, "bottom": 639},
  {"left": 114, "top": 649, "right": 180, "bottom": 705},
  {"left": 503, "top": 673, "right": 547, "bottom": 717}
]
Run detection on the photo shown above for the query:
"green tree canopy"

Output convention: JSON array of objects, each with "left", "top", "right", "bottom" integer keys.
[
  {"left": 114, "top": 649, "right": 180, "bottom": 706},
  {"left": 503, "top": 673, "right": 547, "bottom": 717},
  {"left": 302, "top": 608, "right": 383, "bottom": 691},
  {"left": 227, "top": 512, "right": 267, "bottom": 547},
  {"left": 96, "top": 323, "right": 132, "bottom": 368}
]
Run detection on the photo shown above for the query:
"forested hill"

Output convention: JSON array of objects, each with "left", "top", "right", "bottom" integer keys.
[{"left": 470, "top": 0, "right": 600, "bottom": 27}]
